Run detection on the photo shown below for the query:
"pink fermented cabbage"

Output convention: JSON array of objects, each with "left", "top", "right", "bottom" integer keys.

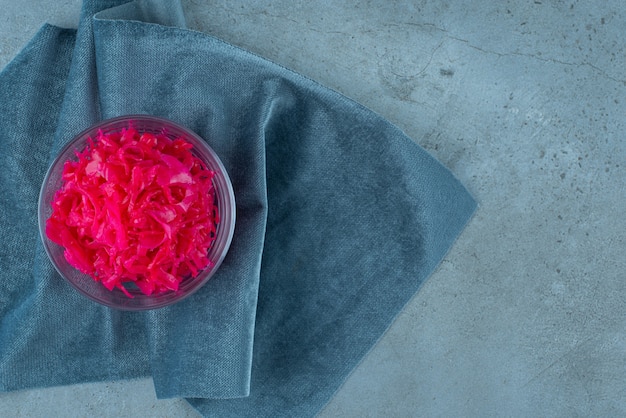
[{"left": 46, "top": 128, "right": 219, "bottom": 297}]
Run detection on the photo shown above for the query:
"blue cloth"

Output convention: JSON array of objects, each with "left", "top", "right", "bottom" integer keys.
[{"left": 0, "top": 1, "right": 476, "bottom": 416}]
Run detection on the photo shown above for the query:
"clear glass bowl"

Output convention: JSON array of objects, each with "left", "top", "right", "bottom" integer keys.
[{"left": 38, "top": 115, "right": 236, "bottom": 310}]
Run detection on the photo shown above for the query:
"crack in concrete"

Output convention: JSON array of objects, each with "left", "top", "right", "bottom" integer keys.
[
  {"left": 198, "top": 7, "right": 625, "bottom": 85},
  {"left": 390, "top": 21, "right": 626, "bottom": 85},
  {"left": 446, "top": 34, "right": 625, "bottom": 85}
]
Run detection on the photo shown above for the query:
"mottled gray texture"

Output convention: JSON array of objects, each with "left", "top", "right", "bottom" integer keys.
[{"left": 1, "top": 0, "right": 625, "bottom": 417}]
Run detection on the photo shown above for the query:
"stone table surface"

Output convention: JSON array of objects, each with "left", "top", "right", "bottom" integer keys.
[{"left": 1, "top": 1, "right": 625, "bottom": 417}]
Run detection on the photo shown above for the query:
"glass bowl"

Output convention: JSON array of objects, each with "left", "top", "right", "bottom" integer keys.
[{"left": 38, "top": 115, "right": 236, "bottom": 310}]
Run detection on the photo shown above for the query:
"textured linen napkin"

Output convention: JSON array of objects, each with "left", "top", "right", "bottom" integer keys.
[{"left": 0, "top": 0, "right": 477, "bottom": 416}]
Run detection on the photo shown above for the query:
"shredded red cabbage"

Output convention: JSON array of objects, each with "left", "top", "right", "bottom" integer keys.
[{"left": 46, "top": 128, "right": 220, "bottom": 297}]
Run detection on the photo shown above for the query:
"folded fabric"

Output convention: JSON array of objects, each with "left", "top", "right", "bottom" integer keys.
[{"left": 0, "top": 0, "right": 476, "bottom": 416}]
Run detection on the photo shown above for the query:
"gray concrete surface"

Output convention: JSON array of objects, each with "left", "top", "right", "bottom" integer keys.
[{"left": 2, "top": 1, "right": 625, "bottom": 416}]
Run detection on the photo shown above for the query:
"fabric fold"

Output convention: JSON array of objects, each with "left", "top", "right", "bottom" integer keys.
[{"left": 0, "top": 0, "right": 476, "bottom": 416}]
